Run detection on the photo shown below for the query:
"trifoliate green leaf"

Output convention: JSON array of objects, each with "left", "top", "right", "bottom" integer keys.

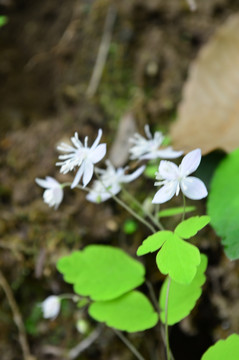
[
  {"left": 207, "top": 148, "right": 239, "bottom": 259},
  {"left": 89, "top": 291, "right": 158, "bottom": 332},
  {"left": 159, "top": 254, "right": 207, "bottom": 325},
  {"left": 175, "top": 216, "right": 210, "bottom": 239},
  {"left": 156, "top": 234, "right": 201, "bottom": 284},
  {"left": 57, "top": 245, "right": 145, "bottom": 301},
  {"left": 201, "top": 334, "right": 239, "bottom": 360},
  {"left": 137, "top": 231, "right": 173, "bottom": 256},
  {"left": 158, "top": 206, "right": 196, "bottom": 218}
]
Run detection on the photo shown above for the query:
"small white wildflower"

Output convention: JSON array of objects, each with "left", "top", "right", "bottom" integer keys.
[
  {"left": 152, "top": 148, "right": 208, "bottom": 204},
  {"left": 129, "top": 125, "right": 183, "bottom": 160},
  {"left": 35, "top": 176, "right": 63, "bottom": 209},
  {"left": 56, "top": 129, "right": 106, "bottom": 189},
  {"left": 41, "top": 295, "right": 61, "bottom": 320},
  {"left": 86, "top": 160, "right": 145, "bottom": 203}
]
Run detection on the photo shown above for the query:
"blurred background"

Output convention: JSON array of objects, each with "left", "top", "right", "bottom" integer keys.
[{"left": 1, "top": 0, "right": 239, "bottom": 359}]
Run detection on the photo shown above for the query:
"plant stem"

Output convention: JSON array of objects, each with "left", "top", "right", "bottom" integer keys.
[
  {"left": 165, "top": 277, "right": 171, "bottom": 360},
  {"left": 93, "top": 174, "right": 157, "bottom": 233},
  {"left": 121, "top": 186, "right": 164, "bottom": 230},
  {"left": 61, "top": 182, "right": 91, "bottom": 192},
  {"left": 68, "top": 325, "right": 103, "bottom": 359},
  {"left": 113, "top": 329, "right": 146, "bottom": 360},
  {"left": 182, "top": 194, "right": 186, "bottom": 222},
  {"left": 146, "top": 280, "right": 160, "bottom": 314},
  {"left": 114, "top": 192, "right": 157, "bottom": 233}
]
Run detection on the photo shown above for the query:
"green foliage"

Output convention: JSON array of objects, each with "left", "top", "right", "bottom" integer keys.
[
  {"left": 137, "top": 231, "right": 172, "bottom": 255},
  {"left": 137, "top": 216, "right": 209, "bottom": 284},
  {"left": 201, "top": 334, "right": 239, "bottom": 360},
  {"left": 158, "top": 206, "right": 196, "bottom": 218},
  {"left": 156, "top": 234, "right": 200, "bottom": 284},
  {"left": 57, "top": 245, "right": 145, "bottom": 301},
  {"left": 174, "top": 216, "right": 210, "bottom": 239},
  {"left": 89, "top": 290, "right": 158, "bottom": 332},
  {"left": 207, "top": 148, "right": 239, "bottom": 259},
  {"left": 159, "top": 254, "right": 207, "bottom": 325},
  {"left": 144, "top": 163, "right": 158, "bottom": 179},
  {"left": 123, "top": 219, "right": 138, "bottom": 234},
  {"left": 0, "top": 16, "right": 8, "bottom": 27}
]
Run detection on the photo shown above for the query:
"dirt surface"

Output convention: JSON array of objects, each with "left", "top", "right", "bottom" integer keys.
[{"left": 1, "top": 0, "right": 239, "bottom": 359}]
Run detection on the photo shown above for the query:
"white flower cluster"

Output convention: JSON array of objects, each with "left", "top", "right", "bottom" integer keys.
[
  {"left": 129, "top": 124, "right": 183, "bottom": 160},
  {"left": 36, "top": 125, "right": 207, "bottom": 208},
  {"left": 86, "top": 160, "right": 145, "bottom": 203},
  {"left": 36, "top": 126, "right": 208, "bottom": 322}
]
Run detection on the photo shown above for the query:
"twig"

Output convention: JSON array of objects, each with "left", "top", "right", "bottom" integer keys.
[
  {"left": 86, "top": 5, "right": 117, "bottom": 97},
  {"left": 113, "top": 329, "right": 146, "bottom": 360},
  {"left": 67, "top": 325, "right": 103, "bottom": 359},
  {"left": 0, "top": 269, "right": 34, "bottom": 360}
]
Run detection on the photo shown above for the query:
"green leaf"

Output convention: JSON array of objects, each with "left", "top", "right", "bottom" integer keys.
[
  {"left": 137, "top": 231, "right": 173, "bottom": 256},
  {"left": 89, "top": 291, "right": 158, "bottom": 332},
  {"left": 175, "top": 216, "right": 210, "bottom": 239},
  {"left": 159, "top": 254, "right": 207, "bottom": 325},
  {"left": 0, "top": 15, "right": 8, "bottom": 27},
  {"left": 158, "top": 206, "right": 196, "bottom": 218},
  {"left": 156, "top": 234, "right": 201, "bottom": 284},
  {"left": 57, "top": 245, "right": 145, "bottom": 301},
  {"left": 201, "top": 334, "right": 239, "bottom": 360},
  {"left": 207, "top": 148, "right": 239, "bottom": 259}
]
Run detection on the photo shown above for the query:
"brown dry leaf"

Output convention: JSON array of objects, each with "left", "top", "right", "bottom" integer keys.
[{"left": 170, "top": 14, "right": 239, "bottom": 155}]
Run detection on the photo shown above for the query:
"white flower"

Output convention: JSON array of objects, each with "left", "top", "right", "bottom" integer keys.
[
  {"left": 56, "top": 129, "right": 106, "bottom": 189},
  {"left": 35, "top": 176, "right": 63, "bottom": 209},
  {"left": 129, "top": 125, "right": 183, "bottom": 160},
  {"left": 41, "top": 295, "right": 61, "bottom": 320},
  {"left": 86, "top": 160, "right": 145, "bottom": 203},
  {"left": 152, "top": 148, "right": 208, "bottom": 204}
]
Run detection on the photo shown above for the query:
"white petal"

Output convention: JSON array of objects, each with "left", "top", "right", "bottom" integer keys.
[
  {"left": 152, "top": 181, "right": 178, "bottom": 204},
  {"left": 158, "top": 161, "right": 179, "bottom": 180},
  {"left": 45, "top": 176, "right": 60, "bottom": 187},
  {"left": 91, "top": 129, "right": 103, "bottom": 150},
  {"left": 180, "top": 149, "right": 201, "bottom": 176},
  {"left": 86, "top": 184, "right": 121, "bottom": 203},
  {"left": 35, "top": 178, "right": 50, "bottom": 189},
  {"left": 57, "top": 143, "right": 76, "bottom": 152},
  {"left": 71, "top": 164, "right": 85, "bottom": 189},
  {"left": 154, "top": 148, "right": 183, "bottom": 159},
  {"left": 141, "top": 148, "right": 183, "bottom": 160},
  {"left": 180, "top": 176, "right": 208, "bottom": 200},
  {"left": 89, "top": 144, "right": 106, "bottom": 164},
  {"left": 52, "top": 187, "right": 64, "bottom": 209},
  {"left": 82, "top": 161, "right": 94, "bottom": 187},
  {"left": 86, "top": 191, "right": 110, "bottom": 203},
  {"left": 121, "top": 165, "right": 146, "bottom": 183},
  {"left": 144, "top": 124, "right": 152, "bottom": 139},
  {"left": 71, "top": 132, "right": 83, "bottom": 148}
]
